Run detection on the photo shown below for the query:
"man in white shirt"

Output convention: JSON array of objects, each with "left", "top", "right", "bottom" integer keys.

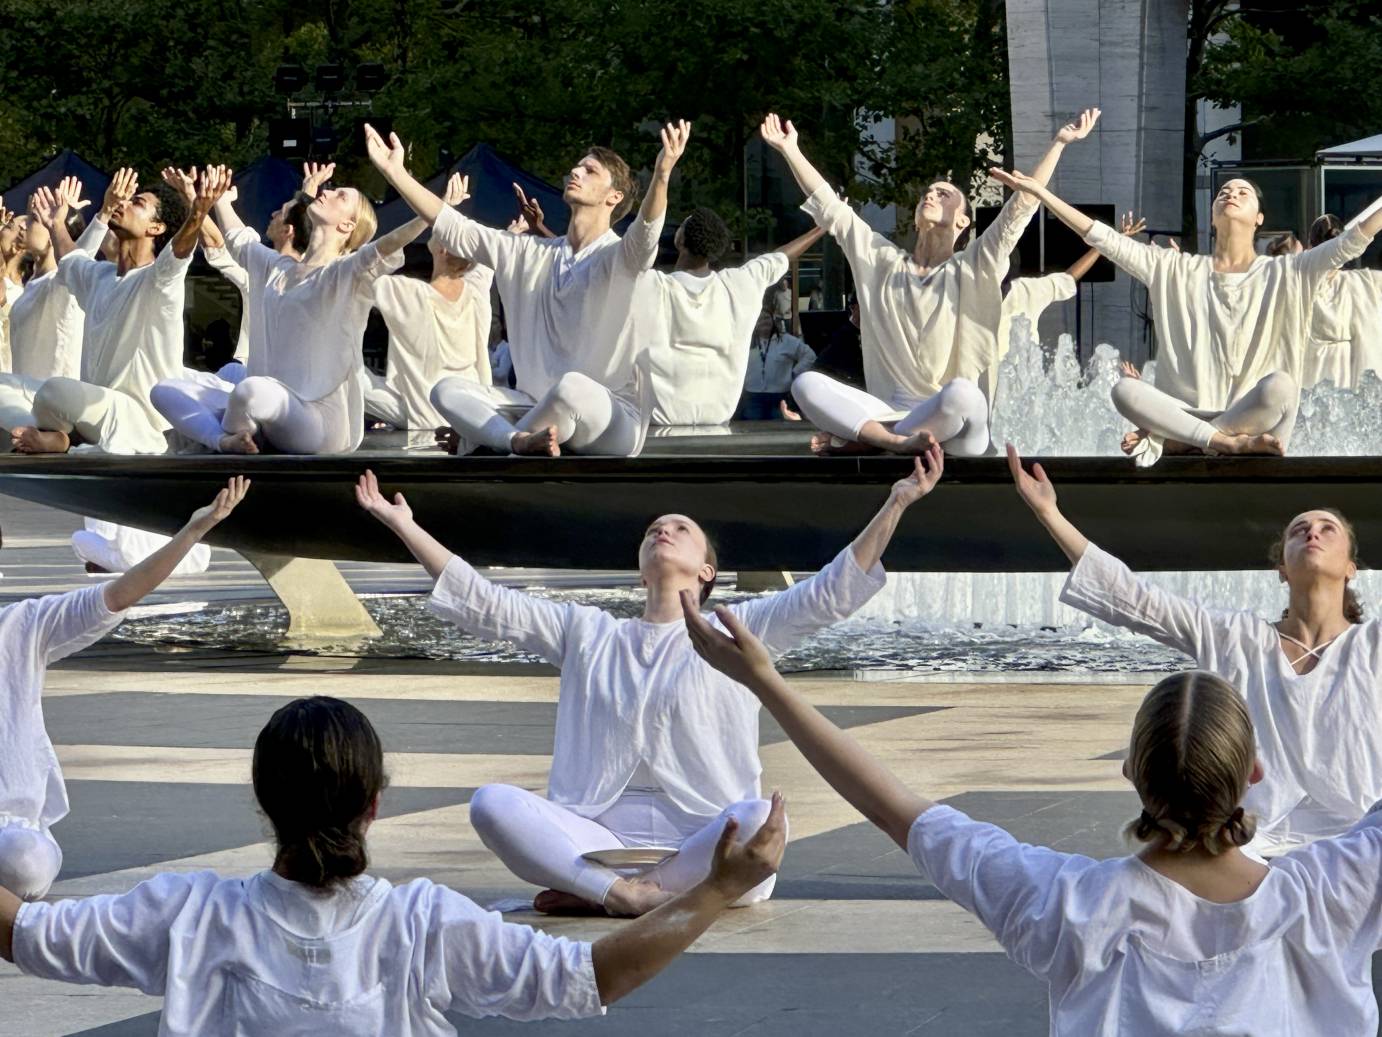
[{"left": 364, "top": 121, "right": 689, "bottom": 457}]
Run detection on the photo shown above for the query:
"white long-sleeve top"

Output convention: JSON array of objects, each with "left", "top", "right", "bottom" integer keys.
[
  {"left": 641, "top": 253, "right": 789, "bottom": 425},
  {"left": 13, "top": 869, "right": 604, "bottom": 1036},
  {"left": 1061, "top": 543, "right": 1382, "bottom": 855},
  {"left": 741, "top": 332, "right": 815, "bottom": 394},
  {"left": 202, "top": 243, "right": 252, "bottom": 364},
  {"left": 1083, "top": 221, "right": 1374, "bottom": 462},
  {"left": 57, "top": 232, "right": 192, "bottom": 431},
  {"left": 1303, "top": 268, "right": 1382, "bottom": 389},
  {"left": 910, "top": 802, "right": 1382, "bottom": 1036},
  {"left": 373, "top": 267, "right": 494, "bottom": 447},
  {"left": 0, "top": 277, "right": 22, "bottom": 371},
  {"left": 802, "top": 184, "right": 1037, "bottom": 408},
  {"left": 430, "top": 205, "right": 663, "bottom": 405},
  {"left": 984, "top": 272, "right": 1078, "bottom": 400},
  {"left": 9, "top": 218, "right": 111, "bottom": 381},
  {"left": 429, "top": 546, "right": 886, "bottom": 819},
  {"left": 0, "top": 586, "right": 124, "bottom": 828}
]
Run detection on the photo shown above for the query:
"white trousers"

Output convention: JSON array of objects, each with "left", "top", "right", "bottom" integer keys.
[
  {"left": 31, "top": 377, "right": 168, "bottom": 454},
  {"left": 0, "top": 373, "right": 42, "bottom": 436},
  {"left": 1111, "top": 372, "right": 1300, "bottom": 452},
  {"left": 792, "top": 371, "right": 991, "bottom": 456},
  {"left": 467, "top": 783, "right": 779, "bottom": 907},
  {"left": 72, "top": 517, "right": 210, "bottom": 575},
  {"left": 431, "top": 372, "right": 643, "bottom": 456},
  {"left": 0, "top": 819, "right": 62, "bottom": 901},
  {"left": 222, "top": 375, "right": 353, "bottom": 454},
  {"left": 150, "top": 364, "right": 251, "bottom": 453},
  {"left": 359, "top": 369, "right": 408, "bottom": 428}
]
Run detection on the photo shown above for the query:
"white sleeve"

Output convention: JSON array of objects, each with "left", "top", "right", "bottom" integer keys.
[
  {"left": 618, "top": 212, "right": 665, "bottom": 275},
  {"left": 372, "top": 275, "right": 422, "bottom": 330},
  {"left": 12, "top": 872, "right": 215, "bottom": 993},
  {"left": 1058, "top": 544, "right": 1222, "bottom": 659},
  {"left": 73, "top": 215, "right": 109, "bottom": 255},
  {"left": 203, "top": 245, "right": 250, "bottom": 293},
  {"left": 971, "top": 193, "right": 1039, "bottom": 276},
  {"left": 908, "top": 805, "right": 1084, "bottom": 979},
  {"left": 426, "top": 886, "right": 605, "bottom": 1021},
  {"left": 55, "top": 250, "right": 102, "bottom": 302},
  {"left": 801, "top": 184, "right": 900, "bottom": 275},
  {"left": 427, "top": 555, "right": 573, "bottom": 666},
  {"left": 152, "top": 241, "right": 193, "bottom": 289},
  {"left": 1280, "top": 806, "right": 1382, "bottom": 952},
  {"left": 344, "top": 242, "right": 404, "bottom": 292},
  {"left": 1292, "top": 223, "right": 1374, "bottom": 286},
  {"left": 723, "top": 546, "right": 886, "bottom": 658},
  {"left": 433, "top": 206, "right": 528, "bottom": 274},
  {"left": 1082, "top": 221, "right": 1169, "bottom": 288},
  {"left": 18, "top": 585, "right": 126, "bottom": 666},
  {"left": 223, "top": 226, "right": 278, "bottom": 282}
]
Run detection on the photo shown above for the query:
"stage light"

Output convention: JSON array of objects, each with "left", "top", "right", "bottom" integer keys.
[
  {"left": 314, "top": 63, "right": 346, "bottom": 93},
  {"left": 311, "top": 122, "right": 340, "bottom": 157},
  {"left": 269, "top": 117, "right": 312, "bottom": 159},
  {"left": 273, "top": 64, "right": 308, "bottom": 95},
  {"left": 356, "top": 63, "right": 389, "bottom": 93}
]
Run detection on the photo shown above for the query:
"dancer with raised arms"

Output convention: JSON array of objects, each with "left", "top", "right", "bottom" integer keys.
[
  {"left": 355, "top": 447, "right": 943, "bottom": 916},
  {"left": 364, "top": 121, "right": 686, "bottom": 457},
  {"left": 1007, "top": 443, "right": 1382, "bottom": 856},
  {"left": 1300, "top": 213, "right": 1382, "bottom": 390},
  {"left": 760, "top": 107, "right": 1100, "bottom": 457},
  {"left": 2, "top": 693, "right": 786, "bottom": 1031},
  {"left": 683, "top": 601, "right": 1382, "bottom": 1035}
]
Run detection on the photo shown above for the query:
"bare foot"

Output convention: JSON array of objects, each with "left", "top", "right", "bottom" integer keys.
[
  {"left": 434, "top": 426, "right": 460, "bottom": 455},
  {"left": 11, "top": 426, "right": 71, "bottom": 454},
  {"left": 878, "top": 429, "right": 939, "bottom": 456},
  {"left": 810, "top": 432, "right": 879, "bottom": 456},
  {"left": 1120, "top": 429, "right": 1146, "bottom": 455},
  {"left": 1211, "top": 432, "right": 1284, "bottom": 457},
  {"left": 511, "top": 425, "right": 560, "bottom": 457},
  {"left": 218, "top": 430, "right": 259, "bottom": 455},
  {"left": 601, "top": 876, "right": 674, "bottom": 918},
  {"left": 532, "top": 890, "right": 606, "bottom": 916}
]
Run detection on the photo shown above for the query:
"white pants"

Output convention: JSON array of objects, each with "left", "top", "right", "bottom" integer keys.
[
  {"left": 72, "top": 517, "right": 210, "bottom": 575},
  {"left": 0, "top": 373, "right": 42, "bottom": 436},
  {"left": 31, "top": 377, "right": 168, "bottom": 454},
  {"left": 792, "top": 371, "right": 991, "bottom": 456},
  {"left": 467, "top": 783, "right": 779, "bottom": 907},
  {"left": 431, "top": 372, "right": 643, "bottom": 456},
  {"left": 222, "top": 375, "right": 353, "bottom": 454},
  {"left": 1111, "top": 372, "right": 1300, "bottom": 453},
  {"left": 360, "top": 369, "right": 407, "bottom": 428},
  {"left": 150, "top": 364, "right": 251, "bottom": 452},
  {"left": 0, "top": 819, "right": 62, "bottom": 901}
]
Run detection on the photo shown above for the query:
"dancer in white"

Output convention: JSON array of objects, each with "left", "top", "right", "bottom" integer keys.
[
  {"left": 686, "top": 604, "right": 1382, "bottom": 1036},
  {"left": 0, "top": 206, "right": 25, "bottom": 371},
  {"left": 761, "top": 107, "right": 1101, "bottom": 456},
  {"left": 640, "top": 207, "right": 824, "bottom": 426},
  {"left": 1007, "top": 443, "right": 1382, "bottom": 855},
  {"left": 364, "top": 121, "right": 686, "bottom": 457},
  {"left": 1301, "top": 214, "right": 1382, "bottom": 389},
  {"left": 992, "top": 171, "right": 1382, "bottom": 463},
  {"left": 2, "top": 694, "right": 786, "bottom": 1033},
  {"left": 360, "top": 174, "right": 494, "bottom": 448},
  {"left": 357, "top": 447, "right": 942, "bottom": 916},
  {"left": 0, "top": 478, "right": 248, "bottom": 902}
]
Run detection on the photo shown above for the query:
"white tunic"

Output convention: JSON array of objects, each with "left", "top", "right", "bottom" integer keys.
[
  {"left": 801, "top": 183, "right": 1037, "bottom": 408},
  {"left": 9, "top": 218, "right": 106, "bottom": 381},
  {"left": 741, "top": 332, "right": 815, "bottom": 394},
  {"left": 641, "top": 253, "right": 789, "bottom": 425},
  {"left": 1082, "top": 221, "right": 1374, "bottom": 462},
  {"left": 429, "top": 547, "right": 886, "bottom": 819},
  {"left": 373, "top": 268, "right": 494, "bottom": 447},
  {"left": 430, "top": 205, "right": 663, "bottom": 404},
  {"left": 1061, "top": 544, "right": 1382, "bottom": 855},
  {"left": 0, "top": 586, "right": 124, "bottom": 828},
  {"left": 0, "top": 277, "right": 22, "bottom": 370},
  {"left": 13, "top": 869, "right": 604, "bottom": 1036},
  {"left": 909, "top": 803, "right": 1382, "bottom": 1036},
  {"left": 57, "top": 238, "right": 193, "bottom": 431},
  {"left": 202, "top": 243, "right": 252, "bottom": 364},
  {"left": 1303, "top": 268, "right": 1382, "bottom": 389},
  {"left": 985, "top": 272, "right": 1078, "bottom": 399}
]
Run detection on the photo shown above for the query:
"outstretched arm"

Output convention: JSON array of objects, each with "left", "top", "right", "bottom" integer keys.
[
  {"left": 365, "top": 124, "right": 445, "bottom": 224},
  {"left": 1024, "top": 108, "right": 1101, "bottom": 197},
  {"left": 990, "top": 167, "right": 1092, "bottom": 238},
  {"left": 849, "top": 444, "right": 944, "bottom": 571},
  {"left": 639, "top": 120, "right": 691, "bottom": 225},
  {"left": 169, "top": 167, "right": 231, "bottom": 260},
  {"left": 512, "top": 184, "right": 556, "bottom": 238},
  {"left": 104, "top": 477, "right": 250, "bottom": 612},
  {"left": 685, "top": 597, "right": 930, "bottom": 848},
  {"left": 775, "top": 225, "right": 826, "bottom": 263},
  {"left": 1066, "top": 211, "right": 1145, "bottom": 282},
  {"left": 759, "top": 114, "right": 829, "bottom": 200},
  {"left": 208, "top": 164, "right": 247, "bottom": 236},
  {"left": 374, "top": 172, "right": 469, "bottom": 258},
  {"left": 355, "top": 470, "right": 453, "bottom": 579},
  {"left": 1005, "top": 444, "right": 1087, "bottom": 564}
]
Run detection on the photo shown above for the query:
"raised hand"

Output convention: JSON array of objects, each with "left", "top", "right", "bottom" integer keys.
[
  {"left": 706, "top": 790, "right": 787, "bottom": 901},
  {"left": 160, "top": 166, "right": 198, "bottom": 206},
  {"left": 54, "top": 176, "right": 88, "bottom": 212},
  {"left": 1163, "top": 236, "right": 1181, "bottom": 253},
  {"left": 187, "top": 476, "right": 251, "bottom": 532},
  {"left": 889, "top": 444, "right": 945, "bottom": 508},
  {"left": 506, "top": 215, "right": 530, "bottom": 235},
  {"left": 513, "top": 182, "right": 544, "bottom": 226},
  {"left": 442, "top": 172, "right": 470, "bottom": 208},
  {"left": 681, "top": 590, "right": 775, "bottom": 688},
  {"left": 1119, "top": 211, "right": 1147, "bottom": 237},
  {"left": 654, "top": 119, "right": 692, "bottom": 176},
  {"left": 759, "top": 113, "right": 798, "bottom": 153},
  {"left": 28, "top": 186, "right": 57, "bottom": 229},
  {"left": 1120, "top": 360, "right": 1142, "bottom": 380},
  {"left": 302, "top": 161, "right": 336, "bottom": 199},
  {"left": 363, "top": 124, "right": 407, "bottom": 178},
  {"left": 1006, "top": 443, "right": 1058, "bottom": 517},
  {"left": 1055, "top": 108, "right": 1101, "bottom": 144},
  {"left": 193, "top": 166, "right": 233, "bottom": 213},
  {"left": 355, "top": 469, "right": 413, "bottom": 526},
  {"left": 102, "top": 168, "right": 138, "bottom": 218},
  {"left": 989, "top": 167, "right": 1043, "bottom": 197}
]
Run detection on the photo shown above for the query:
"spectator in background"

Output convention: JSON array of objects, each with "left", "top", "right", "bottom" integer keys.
[
  {"left": 807, "top": 284, "right": 824, "bottom": 311},
  {"left": 770, "top": 276, "right": 793, "bottom": 324},
  {"left": 738, "top": 310, "right": 814, "bottom": 420}
]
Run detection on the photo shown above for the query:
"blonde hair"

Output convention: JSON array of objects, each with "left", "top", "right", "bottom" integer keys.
[
  {"left": 1268, "top": 507, "right": 1365, "bottom": 623},
  {"left": 1124, "top": 671, "right": 1257, "bottom": 855},
  {"left": 343, "top": 192, "right": 377, "bottom": 254}
]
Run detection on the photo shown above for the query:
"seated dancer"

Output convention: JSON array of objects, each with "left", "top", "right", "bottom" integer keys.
[
  {"left": 1301, "top": 213, "right": 1382, "bottom": 389},
  {"left": 364, "top": 121, "right": 687, "bottom": 457},
  {"left": 685, "top": 610, "right": 1382, "bottom": 1036},
  {"left": 737, "top": 310, "right": 816, "bottom": 420},
  {"left": 360, "top": 174, "right": 495, "bottom": 449},
  {"left": 0, "top": 478, "right": 247, "bottom": 902},
  {"left": 1007, "top": 444, "right": 1382, "bottom": 856},
  {"left": 2, "top": 695, "right": 786, "bottom": 1031},
  {"left": 762, "top": 107, "right": 1100, "bottom": 456},
  {"left": 639, "top": 207, "right": 824, "bottom": 426},
  {"left": 355, "top": 449, "right": 942, "bottom": 915},
  {"left": 992, "top": 170, "right": 1382, "bottom": 463},
  {"left": 0, "top": 206, "right": 25, "bottom": 370}
]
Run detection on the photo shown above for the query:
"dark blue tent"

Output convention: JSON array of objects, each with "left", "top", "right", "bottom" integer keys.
[
  {"left": 230, "top": 156, "right": 300, "bottom": 234},
  {"left": 1, "top": 149, "right": 111, "bottom": 215}
]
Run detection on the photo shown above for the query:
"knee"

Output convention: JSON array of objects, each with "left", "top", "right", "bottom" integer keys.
[
  {"left": 430, "top": 375, "right": 471, "bottom": 412},
  {"left": 468, "top": 784, "right": 524, "bottom": 842},
  {"left": 791, "top": 370, "right": 828, "bottom": 402},
  {"left": 551, "top": 371, "right": 599, "bottom": 404},
  {"left": 1109, "top": 375, "right": 1144, "bottom": 414},
  {"left": 1259, "top": 371, "right": 1299, "bottom": 409},
  {"left": 939, "top": 377, "right": 986, "bottom": 416},
  {"left": 723, "top": 798, "right": 779, "bottom": 842},
  {"left": 32, "top": 377, "right": 82, "bottom": 419},
  {"left": 0, "top": 828, "right": 60, "bottom": 900},
  {"left": 149, "top": 381, "right": 182, "bottom": 416}
]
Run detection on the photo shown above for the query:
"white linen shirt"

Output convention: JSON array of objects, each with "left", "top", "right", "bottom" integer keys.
[
  {"left": 429, "top": 546, "right": 886, "bottom": 819},
  {"left": 741, "top": 332, "right": 815, "bottom": 394},
  {"left": 14, "top": 869, "right": 604, "bottom": 1036},
  {"left": 9, "top": 218, "right": 108, "bottom": 381},
  {"left": 802, "top": 184, "right": 1037, "bottom": 408},
  {"left": 1061, "top": 543, "right": 1382, "bottom": 855},
  {"left": 910, "top": 803, "right": 1382, "bottom": 1036},
  {"left": 0, "top": 585, "right": 124, "bottom": 828},
  {"left": 1303, "top": 267, "right": 1382, "bottom": 389},
  {"left": 985, "top": 272, "right": 1078, "bottom": 400},
  {"left": 202, "top": 243, "right": 252, "bottom": 364},
  {"left": 642, "top": 253, "right": 790, "bottom": 425}
]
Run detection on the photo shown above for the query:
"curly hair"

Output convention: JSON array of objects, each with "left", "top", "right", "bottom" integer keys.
[
  {"left": 680, "top": 207, "right": 731, "bottom": 263},
  {"left": 149, "top": 180, "right": 188, "bottom": 251}
]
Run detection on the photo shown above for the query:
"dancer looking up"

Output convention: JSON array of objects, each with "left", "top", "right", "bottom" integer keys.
[
  {"left": 0, "top": 477, "right": 248, "bottom": 903},
  {"left": 365, "top": 121, "right": 687, "bottom": 457},
  {"left": 685, "top": 606, "right": 1382, "bottom": 1036},
  {"left": 2, "top": 694, "right": 786, "bottom": 1032},
  {"left": 762, "top": 108, "right": 1100, "bottom": 457},
  {"left": 992, "top": 171, "right": 1382, "bottom": 463},
  {"left": 1007, "top": 443, "right": 1382, "bottom": 856},
  {"left": 356, "top": 448, "right": 942, "bottom": 916},
  {"left": 1300, "top": 213, "right": 1382, "bottom": 389}
]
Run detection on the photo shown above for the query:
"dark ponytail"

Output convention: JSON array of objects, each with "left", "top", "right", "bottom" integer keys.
[{"left": 252, "top": 696, "right": 387, "bottom": 890}]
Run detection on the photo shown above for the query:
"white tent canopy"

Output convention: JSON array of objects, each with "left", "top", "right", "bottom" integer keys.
[{"left": 1317, "top": 133, "right": 1382, "bottom": 161}]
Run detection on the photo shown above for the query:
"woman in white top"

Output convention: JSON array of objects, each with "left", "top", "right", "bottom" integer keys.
[
  {"left": 993, "top": 169, "right": 1382, "bottom": 464},
  {"left": 1301, "top": 213, "right": 1382, "bottom": 389},
  {"left": 761, "top": 108, "right": 1100, "bottom": 457},
  {"left": 686, "top": 604, "right": 1382, "bottom": 1037},
  {"left": 1006, "top": 443, "right": 1382, "bottom": 857},
  {"left": 355, "top": 447, "right": 942, "bottom": 916},
  {"left": 0, "top": 477, "right": 247, "bottom": 903},
  {"left": 1, "top": 694, "right": 785, "bottom": 1036}
]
